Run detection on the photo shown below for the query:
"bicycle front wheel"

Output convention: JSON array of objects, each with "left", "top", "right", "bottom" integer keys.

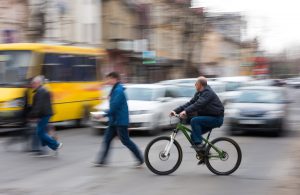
[
  {"left": 205, "top": 137, "right": 242, "bottom": 175},
  {"left": 144, "top": 136, "right": 182, "bottom": 175}
]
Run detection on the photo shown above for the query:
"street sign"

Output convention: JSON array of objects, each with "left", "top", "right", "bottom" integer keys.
[{"left": 143, "top": 51, "right": 156, "bottom": 64}]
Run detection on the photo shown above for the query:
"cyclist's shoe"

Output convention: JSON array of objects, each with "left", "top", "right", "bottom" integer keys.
[
  {"left": 191, "top": 144, "right": 206, "bottom": 152},
  {"left": 197, "top": 159, "right": 205, "bottom": 165}
]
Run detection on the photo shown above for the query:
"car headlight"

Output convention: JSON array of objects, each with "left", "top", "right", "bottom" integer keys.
[
  {"left": 3, "top": 98, "right": 25, "bottom": 108},
  {"left": 130, "top": 110, "right": 152, "bottom": 115},
  {"left": 266, "top": 110, "right": 284, "bottom": 118},
  {"left": 225, "top": 109, "right": 239, "bottom": 118}
]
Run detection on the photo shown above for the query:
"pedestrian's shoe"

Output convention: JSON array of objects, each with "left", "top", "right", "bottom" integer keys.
[
  {"left": 31, "top": 151, "right": 51, "bottom": 158},
  {"left": 134, "top": 160, "right": 144, "bottom": 168},
  {"left": 57, "top": 143, "right": 63, "bottom": 150},
  {"left": 92, "top": 161, "right": 106, "bottom": 167}
]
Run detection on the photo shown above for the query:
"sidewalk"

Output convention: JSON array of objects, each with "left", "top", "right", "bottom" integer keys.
[{"left": 272, "top": 134, "right": 300, "bottom": 195}]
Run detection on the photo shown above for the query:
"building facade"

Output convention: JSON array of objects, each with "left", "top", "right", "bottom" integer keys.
[
  {"left": 28, "top": 0, "right": 101, "bottom": 46},
  {"left": 0, "top": 0, "right": 29, "bottom": 43}
]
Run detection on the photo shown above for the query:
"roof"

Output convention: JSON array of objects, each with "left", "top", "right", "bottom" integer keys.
[
  {"left": 239, "top": 86, "right": 283, "bottom": 91},
  {"left": 125, "top": 84, "right": 166, "bottom": 89},
  {"left": 217, "top": 76, "right": 253, "bottom": 82},
  {"left": 0, "top": 43, "right": 106, "bottom": 55},
  {"left": 158, "top": 78, "right": 197, "bottom": 84}
]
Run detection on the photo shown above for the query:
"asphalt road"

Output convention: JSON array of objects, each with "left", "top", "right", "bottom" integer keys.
[{"left": 0, "top": 87, "right": 299, "bottom": 195}]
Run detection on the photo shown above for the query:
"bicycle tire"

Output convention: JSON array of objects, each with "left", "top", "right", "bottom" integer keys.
[
  {"left": 205, "top": 137, "right": 242, "bottom": 175},
  {"left": 145, "top": 136, "right": 183, "bottom": 175}
]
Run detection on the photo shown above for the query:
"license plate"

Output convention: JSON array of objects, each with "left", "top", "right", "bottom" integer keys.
[{"left": 239, "top": 120, "right": 264, "bottom": 125}]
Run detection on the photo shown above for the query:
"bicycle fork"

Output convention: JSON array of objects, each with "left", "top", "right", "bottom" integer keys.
[{"left": 163, "top": 130, "right": 178, "bottom": 157}]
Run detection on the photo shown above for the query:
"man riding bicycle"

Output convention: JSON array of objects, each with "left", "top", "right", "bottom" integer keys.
[{"left": 170, "top": 76, "right": 224, "bottom": 152}]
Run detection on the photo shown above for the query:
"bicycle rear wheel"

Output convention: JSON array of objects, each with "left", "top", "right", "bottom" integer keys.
[
  {"left": 205, "top": 137, "right": 242, "bottom": 175},
  {"left": 144, "top": 136, "right": 182, "bottom": 175}
]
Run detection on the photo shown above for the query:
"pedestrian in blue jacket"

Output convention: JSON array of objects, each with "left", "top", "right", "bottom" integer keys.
[{"left": 94, "top": 72, "right": 144, "bottom": 167}]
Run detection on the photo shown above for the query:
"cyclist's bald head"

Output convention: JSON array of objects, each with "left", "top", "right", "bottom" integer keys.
[
  {"left": 195, "top": 76, "right": 207, "bottom": 92},
  {"left": 196, "top": 76, "right": 207, "bottom": 87}
]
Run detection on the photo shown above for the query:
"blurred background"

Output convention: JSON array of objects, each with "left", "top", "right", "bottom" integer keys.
[
  {"left": 0, "top": 0, "right": 300, "bottom": 195},
  {"left": 1, "top": 0, "right": 299, "bottom": 82}
]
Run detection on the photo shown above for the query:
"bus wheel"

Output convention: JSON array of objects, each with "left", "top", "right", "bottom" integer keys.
[{"left": 75, "top": 107, "right": 90, "bottom": 128}]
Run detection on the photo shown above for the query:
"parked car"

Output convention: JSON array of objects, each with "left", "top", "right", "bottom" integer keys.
[
  {"left": 170, "top": 81, "right": 226, "bottom": 103},
  {"left": 158, "top": 77, "right": 217, "bottom": 85},
  {"left": 158, "top": 78, "right": 197, "bottom": 85},
  {"left": 225, "top": 86, "right": 290, "bottom": 136},
  {"left": 90, "top": 84, "right": 187, "bottom": 135},
  {"left": 286, "top": 77, "right": 300, "bottom": 88},
  {"left": 216, "top": 76, "right": 253, "bottom": 105}
]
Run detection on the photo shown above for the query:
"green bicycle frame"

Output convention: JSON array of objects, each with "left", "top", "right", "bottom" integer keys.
[{"left": 175, "top": 123, "right": 224, "bottom": 157}]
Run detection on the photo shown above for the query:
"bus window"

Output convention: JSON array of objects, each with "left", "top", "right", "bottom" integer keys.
[
  {"left": 71, "top": 56, "right": 97, "bottom": 81},
  {"left": 43, "top": 53, "right": 73, "bottom": 82},
  {"left": 43, "top": 53, "right": 63, "bottom": 82},
  {"left": 43, "top": 54, "right": 97, "bottom": 82}
]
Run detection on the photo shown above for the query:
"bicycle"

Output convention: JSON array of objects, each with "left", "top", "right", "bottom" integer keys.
[{"left": 144, "top": 114, "right": 242, "bottom": 175}]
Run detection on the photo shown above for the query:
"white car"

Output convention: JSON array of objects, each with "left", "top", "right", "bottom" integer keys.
[
  {"left": 158, "top": 78, "right": 197, "bottom": 85},
  {"left": 158, "top": 77, "right": 217, "bottom": 85},
  {"left": 286, "top": 77, "right": 300, "bottom": 88},
  {"left": 173, "top": 81, "right": 226, "bottom": 103},
  {"left": 90, "top": 84, "right": 187, "bottom": 135}
]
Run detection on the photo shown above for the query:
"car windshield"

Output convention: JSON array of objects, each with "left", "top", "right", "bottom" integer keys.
[
  {"left": 0, "top": 50, "right": 32, "bottom": 84},
  {"left": 225, "top": 82, "right": 242, "bottom": 91},
  {"left": 126, "top": 87, "right": 162, "bottom": 101},
  {"left": 236, "top": 90, "right": 282, "bottom": 103},
  {"left": 209, "top": 84, "right": 224, "bottom": 93},
  {"left": 176, "top": 84, "right": 223, "bottom": 97},
  {"left": 177, "top": 86, "right": 196, "bottom": 97}
]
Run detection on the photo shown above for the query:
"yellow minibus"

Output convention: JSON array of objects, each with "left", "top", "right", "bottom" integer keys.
[{"left": 0, "top": 43, "right": 106, "bottom": 131}]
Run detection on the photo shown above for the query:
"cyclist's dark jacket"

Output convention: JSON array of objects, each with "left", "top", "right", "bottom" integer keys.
[
  {"left": 29, "top": 86, "right": 53, "bottom": 118},
  {"left": 174, "top": 85, "right": 224, "bottom": 117}
]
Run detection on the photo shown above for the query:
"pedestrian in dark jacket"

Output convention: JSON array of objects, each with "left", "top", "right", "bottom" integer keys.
[
  {"left": 29, "top": 75, "right": 62, "bottom": 155},
  {"left": 94, "top": 72, "right": 144, "bottom": 167},
  {"left": 170, "top": 76, "right": 224, "bottom": 151}
]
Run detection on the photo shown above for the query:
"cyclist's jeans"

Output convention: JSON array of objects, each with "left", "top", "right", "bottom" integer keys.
[
  {"left": 190, "top": 116, "right": 224, "bottom": 145},
  {"left": 98, "top": 126, "right": 144, "bottom": 164}
]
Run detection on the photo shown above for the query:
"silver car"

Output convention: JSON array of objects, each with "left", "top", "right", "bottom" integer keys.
[{"left": 225, "top": 86, "right": 290, "bottom": 136}]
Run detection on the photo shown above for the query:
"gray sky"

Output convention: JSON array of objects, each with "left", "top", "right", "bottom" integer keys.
[{"left": 192, "top": 0, "right": 300, "bottom": 53}]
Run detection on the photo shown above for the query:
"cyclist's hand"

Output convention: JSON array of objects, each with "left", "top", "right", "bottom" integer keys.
[
  {"left": 179, "top": 111, "right": 186, "bottom": 118},
  {"left": 169, "top": 111, "right": 176, "bottom": 117}
]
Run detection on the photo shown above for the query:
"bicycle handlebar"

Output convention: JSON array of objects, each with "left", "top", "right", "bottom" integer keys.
[{"left": 171, "top": 113, "right": 182, "bottom": 119}]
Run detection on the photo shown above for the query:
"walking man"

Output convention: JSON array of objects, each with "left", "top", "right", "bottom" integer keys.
[
  {"left": 94, "top": 72, "right": 144, "bottom": 167},
  {"left": 29, "top": 75, "right": 62, "bottom": 156}
]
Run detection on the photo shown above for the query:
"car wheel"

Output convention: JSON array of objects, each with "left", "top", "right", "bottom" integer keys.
[
  {"left": 75, "top": 107, "right": 91, "bottom": 128},
  {"left": 227, "top": 126, "right": 243, "bottom": 136},
  {"left": 147, "top": 127, "right": 162, "bottom": 136},
  {"left": 271, "top": 122, "right": 284, "bottom": 137}
]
